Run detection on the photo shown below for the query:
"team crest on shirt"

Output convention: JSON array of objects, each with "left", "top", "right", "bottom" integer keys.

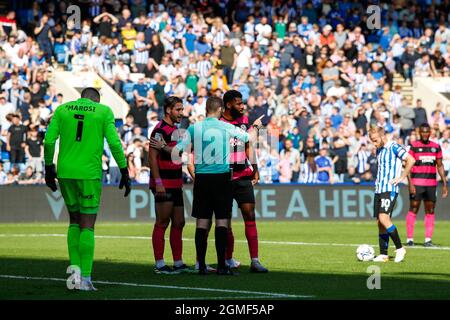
[{"left": 241, "top": 124, "right": 247, "bottom": 131}]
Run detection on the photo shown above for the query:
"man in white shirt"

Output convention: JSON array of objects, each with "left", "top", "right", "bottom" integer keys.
[
  {"left": 0, "top": 162, "right": 7, "bottom": 185},
  {"left": 255, "top": 17, "right": 272, "bottom": 53},
  {"left": 160, "top": 24, "right": 175, "bottom": 52},
  {"left": 126, "top": 138, "right": 143, "bottom": 169},
  {"left": 435, "top": 23, "right": 450, "bottom": 44},
  {"left": 158, "top": 56, "right": 175, "bottom": 80},
  {"left": 11, "top": 48, "right": 28, "bottom": 70},
  {"left": 2, "top": 35, "right": 20, "bottom": 61},
  {"left": 233, "top": 39, "right": 252, "bottom": 83},
  {"left": 0, "top": 95, "right": 15, "bottom": 131},
  {"left": 414, "top": 54, "right": 432, "bottom": 77}
]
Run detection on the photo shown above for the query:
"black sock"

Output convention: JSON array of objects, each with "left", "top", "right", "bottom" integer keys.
[
  {"left": 387, "top": 225, "right": 402, "bottom": 249},
  {"left": 195, "top": 228, "right": 208, "bottom": 269},
  {"left": 378, "top": 233, "right": 389, "bottom": 255},
  {"left": 215, "top": 226, "right": 228, "bottom": 269}
]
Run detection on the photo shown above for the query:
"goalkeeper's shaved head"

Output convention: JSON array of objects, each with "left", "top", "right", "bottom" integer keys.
[{"left": 81, "top": 87, "right": 100, "bottom": 103}]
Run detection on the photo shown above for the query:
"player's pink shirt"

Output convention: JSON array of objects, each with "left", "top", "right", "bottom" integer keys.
[{"left": 409, "top": 140, "right": 443, "bottom": 187}]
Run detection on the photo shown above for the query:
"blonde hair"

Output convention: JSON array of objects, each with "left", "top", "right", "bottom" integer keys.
[{"left": 368, "top": 125, "right": 385, "bottom": 136}]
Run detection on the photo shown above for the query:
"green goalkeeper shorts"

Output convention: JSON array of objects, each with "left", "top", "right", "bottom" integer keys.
[{"left": 59, "top": 179, "right": 102, "bottom": 214}]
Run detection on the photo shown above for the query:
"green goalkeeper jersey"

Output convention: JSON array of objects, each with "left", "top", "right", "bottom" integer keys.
[{"left": 44, "top": 98, "right": 127, "bottom": 180}]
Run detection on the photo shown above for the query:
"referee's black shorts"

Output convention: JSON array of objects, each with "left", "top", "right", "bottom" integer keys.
[{"left": 192, "top": 172, "right": 232, "bottom": 220}]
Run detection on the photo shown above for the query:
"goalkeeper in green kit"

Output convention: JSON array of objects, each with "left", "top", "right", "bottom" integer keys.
[{"left": 44, "top": 88, "right": 131, "bottom": 291}]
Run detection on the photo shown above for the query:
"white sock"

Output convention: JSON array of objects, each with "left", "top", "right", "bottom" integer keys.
[
  {"left": 425, "top": 237, "right": 432, "bottom": 242},
  {"left": 251, "top": 258, "right": 259, "bottom": 263},
  {"left": 174, "top": 260, "right": 184, "bottom": 267},
  {"left": 156, "top": 259, "right": 165, "bottom": 269},
  {"left": 81, "top": 276, "right": 91, "bottom": 282},
  {"left": 407, "top": 238, "right": 414, "bottom": 242}
]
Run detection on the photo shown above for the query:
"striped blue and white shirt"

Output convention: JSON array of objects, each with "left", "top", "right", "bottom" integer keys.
[
  {"left": 134, "top": 41, "right": 149, "bottom": 64},
  {"left": 375, "top": 140, "right": 409, "bottom": 194},
  {"left": 357, "top": 150, "right": 370, "bottom": 174},
  {"left": 197, "top": 60, "right": 211, "bottom": 79},
  {"left": 301, "top": 162, "right": 317, "bottom": 183}
]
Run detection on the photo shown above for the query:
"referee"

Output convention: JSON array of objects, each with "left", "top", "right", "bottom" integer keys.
[{"left": 150, "top": 96, "right": 249, "bottom": 275}]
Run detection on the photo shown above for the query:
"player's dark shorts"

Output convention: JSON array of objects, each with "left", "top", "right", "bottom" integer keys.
[
  {"left": 150, "top": 188, "right": 184, "bottom": 207},
  {"left": 192, "top": 173, "right": 232, "bottom": 220},
  {"left": 232, "top": 177, "right": 255, "bottom": 204},
  {"left": 374, "top": 192, "right": 398, "bottom": 218},
  {"left": 409, "top": 186, "right": 437, "bottom": 202}
]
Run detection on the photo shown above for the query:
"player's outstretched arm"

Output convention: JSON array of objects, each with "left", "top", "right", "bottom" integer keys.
[{"left": 43, "top": 111, "right": 61, "bottom": 192}]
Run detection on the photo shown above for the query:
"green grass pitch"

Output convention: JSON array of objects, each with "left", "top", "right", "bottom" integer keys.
[{"left": 1, "top": 221, "right": 450, "bottom": 300}]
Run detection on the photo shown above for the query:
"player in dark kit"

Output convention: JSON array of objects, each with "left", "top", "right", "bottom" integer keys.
[
  {"left": 149, "top": 96, "right": 190, "bottom": 274},
  {"left": 406, "top": 123, "right": 448, "bottom": 247},
  {"left": 220, "top": 90, "right": 268, "bottom": 273}
]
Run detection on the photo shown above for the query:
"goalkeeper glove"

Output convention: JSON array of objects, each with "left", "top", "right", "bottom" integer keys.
[
  {"left": 45, "top": 165, "right": 58, "bottom": 192},
  {"left": 119, "top": 167, "right": 131, "bottom": 197}
]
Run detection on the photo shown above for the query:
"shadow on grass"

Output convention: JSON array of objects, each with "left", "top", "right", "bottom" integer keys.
[{"left": 0, "top": 257, "right": 450, "bottom": 300}]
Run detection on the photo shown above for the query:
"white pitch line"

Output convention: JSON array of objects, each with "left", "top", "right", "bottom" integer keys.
[
  {"left": 0, "top": 275, "right": 312, "bottom": 299},
  {"left": 1, "top": 233, "right": 450, "bottom": 251}
]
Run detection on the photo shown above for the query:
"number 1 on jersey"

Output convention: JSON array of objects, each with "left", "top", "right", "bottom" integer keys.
[{"left": 74, "top": 114, "right": 85, "bottom": 142}]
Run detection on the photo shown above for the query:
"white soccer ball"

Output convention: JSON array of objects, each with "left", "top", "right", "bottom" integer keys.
[{"left": 356, "top": 244, "right": 375, "bottom": 261}]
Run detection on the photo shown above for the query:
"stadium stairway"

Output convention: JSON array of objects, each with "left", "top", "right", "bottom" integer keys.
[
  {"left": 49, "top": 67, "right": 129, "bottom": 120},
  {"left": 393, "top": 73, "right": 414, "bottom": 102}
]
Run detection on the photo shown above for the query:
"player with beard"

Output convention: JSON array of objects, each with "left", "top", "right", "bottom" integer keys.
[
  {"left": 369, "top": 126, "right": 415, "bottom": 263},
  {"left": 219, "top": 90, "right": 268, "bottom": 273},
  {"left": 406, "top": 123, "right": 448, "bottom": 247},
  {"left": 149, "top": 96, "right": 191, "bottom": 274}
]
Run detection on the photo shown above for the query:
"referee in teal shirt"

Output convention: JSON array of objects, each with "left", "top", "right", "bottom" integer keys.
[{"left": 151, "top": 96, "right": 249, "bottom": 275}]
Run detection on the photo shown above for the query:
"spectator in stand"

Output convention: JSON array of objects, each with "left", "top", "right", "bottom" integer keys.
[
  {"left": 18, "top": 165, "right": 39, "bottom": 185},
  {"left": 0, "top": 162, "right": 7, "bottom": 184},
  {"left": 413, "top": 99, "right": 428, "bottom": 129},
  {"left": 397, "top": 98, "right": 416, "bottom": 141},
  {"left": 24, "top": 127, "right": 43, "bottom": 177},
  {"left": 315, "top": 147, "right": 334, "bottom": 184},
  {"left": 280, "top": 139, "right": 301, "bottom": 183},
  {"left": 0, "top": 0, "right": 448, "bottom": 186},
  {"left": 7, "top": 114, "right": 27, "bottom": 168}
]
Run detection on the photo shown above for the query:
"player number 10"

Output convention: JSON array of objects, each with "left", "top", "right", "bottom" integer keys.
[{"left": 381, "top": 199, "right": 391, "bottom": 212}]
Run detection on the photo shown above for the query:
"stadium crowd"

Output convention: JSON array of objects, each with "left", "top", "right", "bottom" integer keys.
[{"left": 0, "top": 0, "right": 450, "bottom": 186}]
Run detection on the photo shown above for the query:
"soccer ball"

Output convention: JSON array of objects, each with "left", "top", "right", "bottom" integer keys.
[{"left": 356, "top": 244, "right": 375, "bottom": 261}]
